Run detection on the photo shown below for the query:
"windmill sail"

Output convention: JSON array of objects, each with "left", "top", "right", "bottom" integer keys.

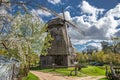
[{"left": 0, "top": 0, "right": 85, "bottom": 35}]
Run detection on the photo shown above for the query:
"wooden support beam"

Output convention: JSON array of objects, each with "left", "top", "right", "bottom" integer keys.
[
  {"left": 1, "top": 42, "right": 8, "bottom": 50},
  {"left": 0, "top": 0, "right": 2, "bottom": 6}
]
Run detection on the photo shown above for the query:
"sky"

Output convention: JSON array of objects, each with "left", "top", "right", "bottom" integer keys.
[
  {"left": 1, "top": 0, "right": 120, "bottom": 51},
  {"left": 24, "top": 0, "right": 120, "bottom": 39},
  {"left": 31, "top": 0, "right": 120, "bottom": 51}
]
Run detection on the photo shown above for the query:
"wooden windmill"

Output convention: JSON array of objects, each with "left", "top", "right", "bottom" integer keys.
[{"left": 40, "top": 9, "right": 84, "bottom": 68}]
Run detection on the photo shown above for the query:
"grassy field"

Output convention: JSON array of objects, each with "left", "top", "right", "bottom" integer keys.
[
  {"left": 81, "top": 66, "right": 106, "bottom": 76},
  {"left": 22, "top": 72, "right": 39, "bottom": 80},
  {"left": 99, "top": 78, "right": 108, "bottom": 80},
  {"left": 39, "top": 66, "right": 106, "bottom": 77}
]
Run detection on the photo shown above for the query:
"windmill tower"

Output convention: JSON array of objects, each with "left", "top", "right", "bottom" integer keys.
[
  {"left": 40, "top": 18, "right": 76, "bottom": 68},
  {"left": 40, "top": 8, "right": 84, "bottom": 68}
]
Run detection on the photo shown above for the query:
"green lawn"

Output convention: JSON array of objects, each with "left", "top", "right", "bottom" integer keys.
[
  {"left": 39, "top": 66, "right": 106, "bottom": 77},
  {"left": 22, "top": 72, "right": 39, "bottom": 80},
  {"left": 99, "top": 78, "right": 108, "bottom": 80},
  {"left": 81, "top": 66, "right": 106, "bottom": 76}
]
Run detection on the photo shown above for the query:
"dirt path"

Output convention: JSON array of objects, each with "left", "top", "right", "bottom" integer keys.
[{"left": 30, "top": 71, "right": 105, "bottom": 80}]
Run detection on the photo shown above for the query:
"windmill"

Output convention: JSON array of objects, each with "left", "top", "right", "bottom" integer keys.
[
  {"left": 40, "top": 8, "right": 84, "bottom": 68},
  {"left": 0, "top": 1, "right": 84, "bottom": 68}
]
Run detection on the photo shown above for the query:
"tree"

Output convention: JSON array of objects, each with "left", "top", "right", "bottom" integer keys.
[
  {"left": 0, "top": 12, "right": 53, "bottom": 67},
  {"left": 0, "top": 1, "right": 54, "bottom": 78},
  {"left": 0, "top": 13, "right": 53, "bottom": 77}
]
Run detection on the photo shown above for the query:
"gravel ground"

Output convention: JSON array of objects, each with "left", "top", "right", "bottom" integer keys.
[{"left": 30, "top": 71, "right": 105, "bottom": 80}]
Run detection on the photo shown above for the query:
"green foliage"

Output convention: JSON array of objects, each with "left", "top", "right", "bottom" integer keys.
[
  {"left": 22, "top": 72, "right": 39, "bottom": 80},
  {"left": 77, "top": 51, "right": 120, "bottom": 65},
  {"left": 95, "top": 51, "right": 105, "bottom": 62},
  {"left": 26, "top": 52, "right": 40, "bottom": 67},
  {"left": 76, "top": 53, "right": 88, "bottom": 63},
  {"left": 0, "top": 49, "right": 7, "bottom": 55},
  {"left": 41, "top": 32, "right": 53, "bottom": 55}
]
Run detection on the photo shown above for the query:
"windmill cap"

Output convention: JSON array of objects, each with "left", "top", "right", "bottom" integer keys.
[{"left": 47, "top": 18, "right": 64, "bottom": 28}]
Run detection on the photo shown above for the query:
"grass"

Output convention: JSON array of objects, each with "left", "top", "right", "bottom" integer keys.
[
  {"left": 39, "top": 66, "right": 106, "bottom": 77},
  {"left": 22, "top": 72, "right": 39, "bottom": 80},
  {"left": 99, "top": 77, "right": 108, "bottom": 80},
  {"left": 81, "top": 66, "right": 106, "bottom": 76}
]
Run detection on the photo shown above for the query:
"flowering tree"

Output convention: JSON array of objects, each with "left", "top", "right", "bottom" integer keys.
[
  {"left": 0, "top": 1, "right": 53, "bottom": 78},
  {"left": 0, "top": 4, "right": 53, "bottom": 66}
]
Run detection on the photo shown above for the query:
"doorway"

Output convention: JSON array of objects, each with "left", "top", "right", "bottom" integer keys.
[{"left": 54, "top": 55, "right": 64, "bottom": 66}]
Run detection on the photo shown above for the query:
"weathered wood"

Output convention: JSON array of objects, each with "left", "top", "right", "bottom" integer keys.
[
  {"left": 40, "top": 18, "right": 75, "bottom": 68},
  {"left": 106, "top": 62, "right": 120, "bottom": 80}
]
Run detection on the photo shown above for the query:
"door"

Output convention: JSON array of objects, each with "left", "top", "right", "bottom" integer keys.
[{"left": 54, "top": 55, "right": 64, "bottom": 66}]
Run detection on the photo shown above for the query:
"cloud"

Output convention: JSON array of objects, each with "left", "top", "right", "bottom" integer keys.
[
  {"left": 72, "top": 39, "right": 102, "bottom": 44},
  {"left": 69, "top": 2, "right": 120, "bottom": 40},
  {"left": 48, "top": 0, "right": 61, "bottom": 4},
  {"left": 115, "top": 30, "right": 120, "bottom": 37},
  {"left": 37, "top": 9, "right": 52, "bottom": 17},
  {"left": 72, "top": 39, "right": 115, "bottom": 52},
  {"left": 31, "top": 9, "right": 52, "bottom": 18},
  {"left": 73, "top": 40, "right": 102, "bottom": 52},
  {"left": 105, "top": 3, "right": 120, "bottom": 18},
  {"left": 31, "top": 9, "right": 43, "bottom": 22},
  {"left": 78, "top": 1, "right": 105, "bottom": 15},
  {"left": 86, "top": 43, "right": 102, "bottom": 51},
  {"left": 78, "top": 1, "right": 105, "bottom": 23},
  {"left": 59, "top": 11, "right": 72, "bottom": 20}
]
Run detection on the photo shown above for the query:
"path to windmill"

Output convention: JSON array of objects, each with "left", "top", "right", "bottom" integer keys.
[{"left": 31, "top": 71, "right": 105, "bottom": 80}]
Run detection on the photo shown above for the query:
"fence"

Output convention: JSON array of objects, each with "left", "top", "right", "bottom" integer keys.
[{"left": 0, "top": 56, "right": 20, "bottom": 80}]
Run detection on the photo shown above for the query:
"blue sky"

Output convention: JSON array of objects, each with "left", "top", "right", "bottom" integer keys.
[
  {"left": 34, "top": 0, "right": 120, "bottom": 18},
  {"left": 31, "top": 0, "right": 120, "bottom": 51},
  {"left": 2, "top": 0, "right": 120, "bottom": 51},
  {"left": 10, "top": 0, "right": 120, "bottom": 20}
]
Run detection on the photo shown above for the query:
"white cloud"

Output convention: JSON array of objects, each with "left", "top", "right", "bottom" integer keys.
[
  {"left": 31, "top": 9, "right": 43, "bottom": 22},
  {"left": 37, "top": 9, "right": 52, "bottom": 17},
  {"left": 105, "top": 4, "right": 120, "bottom": 17},
  {"left": 71, "top": 40, "right": 91, "bottom": 45},
  {"left": 86, "top": 43, "right": 102, "bottom": 50},
  {"left": 48, "top": 0, "right": 61, "bottom": 4},
  {"left": 69, "top": 2, "right": 120, "bottom": 40},
  {"left": 72, "top": 39, "right": 115, "bottom": 52},
  {"left": 78, "top": 1, "right": 105, "bottom": 23},
  {"left": 64, "top": 11, "right": 72, "bottom": 20},
  {"left": 31, "top": 9, "right": 52, "bottom": 18},
  {"left": 95, "top": 3, "right": 120, "bottom": 38},
  {"left": 72, "top": 40, "right": 103, "bottom": 52},
  {"left": 72, "top": 39, "right": 102, "bottom": 45},
  {"left": 78, "top": 1, "right": 104, "bottom": 15},
  {"left": 59, "top": 11, "right": 72, "bottom": 20}
]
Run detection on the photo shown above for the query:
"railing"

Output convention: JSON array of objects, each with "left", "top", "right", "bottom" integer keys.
[
  {"left": 0, "top": 63, "right": 20, "bottom": 80},
  {"left": 106, "top": 63, "right": 120, "bottom": 80}
]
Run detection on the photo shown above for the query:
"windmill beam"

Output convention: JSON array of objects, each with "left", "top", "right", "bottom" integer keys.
[{"left": 1, "top": 1, "right": 26, "bottom": 5}]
